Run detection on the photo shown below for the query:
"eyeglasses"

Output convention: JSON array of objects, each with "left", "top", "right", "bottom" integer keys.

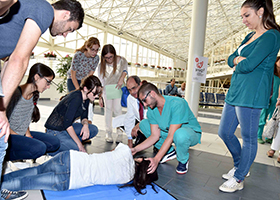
[
  {"left": 92, "top": 89, "right": 102, "bottom": 96},
  {"left": 91, "top": 48, "right": 100, "bottom": 52},
  {"left": 141, "top": 91, "right": 151, "bottom": 103},
  {"left": 104, "top": 55, "right": 114, "bottom": 60},
  {"left": 43, "top": 77, "right": 52, "bottom": 86}
]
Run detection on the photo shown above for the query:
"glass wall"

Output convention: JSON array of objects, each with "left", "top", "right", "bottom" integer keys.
[{"left": 34, "top": 23, "right": 175, "bottom": 73}]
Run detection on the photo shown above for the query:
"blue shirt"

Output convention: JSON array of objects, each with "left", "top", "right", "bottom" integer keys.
[
  {"left": 165, "top": 84, "right": 178, "bottom": 95},
  {"left": 0, "top": 0, "right": 53, "bottom": 58},
  {"left": 147, "top": 96, "right": 201, "bottom": 133}
]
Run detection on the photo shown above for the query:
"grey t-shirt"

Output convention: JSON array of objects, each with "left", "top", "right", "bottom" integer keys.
[{"left": 7, "top": 87, "right": 33, "bottom": 136}]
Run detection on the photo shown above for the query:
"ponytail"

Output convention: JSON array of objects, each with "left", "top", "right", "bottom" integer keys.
[{"left": 31, "top": 91, "right": 40, "bottom": 122}]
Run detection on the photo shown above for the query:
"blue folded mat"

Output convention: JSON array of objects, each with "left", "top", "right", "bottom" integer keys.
[{"left": 43, "top": 183, "right": 176, "bottom": 200}]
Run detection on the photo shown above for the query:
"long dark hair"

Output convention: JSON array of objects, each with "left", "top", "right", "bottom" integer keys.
[
  {"left": 242, "top": 0, "right": 280, "bottom": 32},
  {"left": 26, "top": 63, "right": 55, "bottom": 123},
  {"left": 119, "top": 159, "right": 158, "bottom": 195},
  {"left": 79, "top": 75, "right": 102, "bottom": 95},
  {"left": 100, "top": 44, "right": 117, "bottom": 78}
]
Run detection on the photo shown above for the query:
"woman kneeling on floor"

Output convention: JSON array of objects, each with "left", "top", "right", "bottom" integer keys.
[
  {"left": 44, "top": 75, "right": 101, "bottom": 155},
  {"left": 1, "top": 143, "right": 158, "bottom": 195},
  {"left": 6, "top": 63, "right": 60, "bottom": 161}
]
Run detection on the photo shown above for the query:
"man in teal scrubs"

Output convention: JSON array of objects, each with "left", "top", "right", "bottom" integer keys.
[{"left": 131, "top": 82, "right": 201, "bottom": 174}]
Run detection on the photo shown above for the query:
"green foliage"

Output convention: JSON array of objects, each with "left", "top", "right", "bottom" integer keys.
[{"left": 56, "top": 55, "right": 72, "bottom": 93}]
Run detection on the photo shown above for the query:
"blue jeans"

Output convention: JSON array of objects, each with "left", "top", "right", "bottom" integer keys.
[
  {"left": 218, "top": 103, "right": 261, "bottom": 181},
  {"left": 0, "top": 134, "right": 8, "bottom": 199},
  {"left": 6, "top": 131, "right": 60, "bottom": 161},
  {"left": 46, "top": 123, "right": 98, "bottom": 156},
  {"left": 1, "top": 151, "right": 70, "bottom": 191},
  {"left": 140, "top": 119, "right": 201, "bottom": 164},
  {"left": 67, "top": 79, "right": 81, "bottom": 93}
]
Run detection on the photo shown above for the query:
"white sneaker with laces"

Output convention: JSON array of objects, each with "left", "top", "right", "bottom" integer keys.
[
  {"left": 222, "top": 167, "right": 250, "bottom": 180},
  {"left": 219, "top": 177, "right": 244, "bottom": 193}
]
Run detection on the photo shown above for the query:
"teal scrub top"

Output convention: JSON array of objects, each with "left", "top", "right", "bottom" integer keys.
[
  {"left": 226, "top": 29, "right": 280, "bottom": 109},
  {"left": 147, "top": 96, "right": 201, "bottom": 133}
]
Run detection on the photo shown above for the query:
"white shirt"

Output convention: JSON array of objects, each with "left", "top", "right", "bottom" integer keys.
[
  {"left": 178, "top": 88, "right": 185, "bottom": 96},
  {"left": 69, "top": 143, "right": 135, "bottom": 189},
  {"left": 124, "top": 94, "right": 147, "bottom": 139},
  {"left": 112, "top": 94, "right": 147, "bottom": 139}
]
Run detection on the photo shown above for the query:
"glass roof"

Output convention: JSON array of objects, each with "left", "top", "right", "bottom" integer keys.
[{"left": 77, "top": 0, "right": 280, "bottom": 61}]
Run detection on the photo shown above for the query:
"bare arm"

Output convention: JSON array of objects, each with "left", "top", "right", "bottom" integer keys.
[
  {"left": 9, "top": 128, "right": 18, "bottom": 135},
  {"left": 25, "top": 127, "right": 32, "bottom": 138},
  {"left": 116, "top": 71, "right": 127, "bottom": 89},
  {"left": 0, "top": 19, "right": 41, "bottom": 141},
  {"left": 66, "top": 125, "right": 86, "bottom": 152},
  {"left": 147, "top": 124, "right": 181, "bottom": 174},
  {"left": 80, "top": 118, "right": 90, "bottom": 140},
  {"left": 131, "top": 124, "right": 160, "bottom": 155},
  {"left": 70, "top": 70, "right": 80, "bottom": 90}
]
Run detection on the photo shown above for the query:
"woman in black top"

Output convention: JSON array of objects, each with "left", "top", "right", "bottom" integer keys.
[{"left": 45, "top": 75, "right": 102, "bottom": 155}]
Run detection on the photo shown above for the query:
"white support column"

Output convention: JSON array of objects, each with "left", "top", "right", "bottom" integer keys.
[
  {"left": 185, "top": 0, "right": 208, "bottom": 117},
  {"left": 103, "top": 31, "right": 108, "bottom": 45}
]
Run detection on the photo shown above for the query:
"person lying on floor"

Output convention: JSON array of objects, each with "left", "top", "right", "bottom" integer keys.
[
  {"left": 1, "top": 143, "right": 158, "bottom": 195},
  {"left": 44, "top": 75, "right": 101, "bottom": 155},
  {"left": 6, "top": 63, "right": 60, "bottom": 161}
]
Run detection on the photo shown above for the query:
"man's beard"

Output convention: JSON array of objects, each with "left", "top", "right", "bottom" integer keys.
[{"left": 150, "top": 98, "right": 157, "bottom": 110}]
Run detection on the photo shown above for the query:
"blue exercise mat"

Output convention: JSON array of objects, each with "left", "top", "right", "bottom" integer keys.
[{"left": 42, "top": 183, "right": 176, "bottom": 200}]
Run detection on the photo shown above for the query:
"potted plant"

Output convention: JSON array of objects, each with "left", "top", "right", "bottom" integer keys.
[
  {"left": 156, "top": 66, "right": 161, "bottom": 70},
  {"left": 162, "top": 66, "right": 167, "bottom": 70},
  {"left": 174, "top": 67, "right": 177, "bottom": 70},
  {"left": 135, "top": 63, "right": 141, "bottom": 67},
  {"left": 56, "top": 55, "right": 72, "bottom": 93},
  {"left": 150, "top": 65, "right": 155, "bottom": 69},
  {"left": 128, "top": 62, "right": 131, "bottom": 66},
  {"left": 44, "top": 51, "right": 57, "bottom": 60},
  {"left": 168, "top": 67, "right": 172, "bottom": 70},
  {"left": 143, "top": 63, "right": 148, "bottom": 68}
]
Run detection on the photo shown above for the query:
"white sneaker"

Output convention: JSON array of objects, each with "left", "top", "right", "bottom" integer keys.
[
  {"left": 222, "top": 167, "right": 250, "bottom": 180},
  {"left": 160, "top": 149, "right": 176, "bottom": 163},
  {"left": 7, "top": 161, "right": 20, "bottom": 172},
  {"left": 219, "top": 177, "right": 244, "bottom": 193},
  {"left": 105, "top": 133, "right": 113, "bottom": 143},
  {"left": 36, "top": 155, "right": 53, "bottom": 165}
]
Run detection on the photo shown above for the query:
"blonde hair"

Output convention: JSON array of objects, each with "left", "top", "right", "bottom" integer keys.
[{"left": 75, "top": 37, "right": 100, "bottom": 53}]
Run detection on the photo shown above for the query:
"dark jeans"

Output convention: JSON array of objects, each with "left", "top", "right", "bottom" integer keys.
[
  {"left": 46, "top": 123, "right": 98, "bottom": 156},
  {"left": 67, "top": 79, "right": 81, "bottom": 93},
  {"left": 6, "top": 131, "right": 60, "bottom": 161},
  {"left": 2, "top": 151, "right": 70, "bottom": 191}
]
